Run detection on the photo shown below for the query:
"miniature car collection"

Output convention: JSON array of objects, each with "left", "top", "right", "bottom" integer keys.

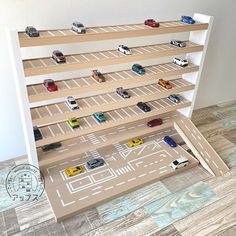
[
  {"left": 93, "top": 112, "right": 106, "bottom": 123},
  {"left": 147, "top": 118, "right": 163, "bottom": 127},
  {"left": 181, "top": 16, "right": 195, "bottom": 24},
  {"left": 25, "top": 26, "right": 39, "bottom": 37},
  {"left": 52, "top": 50, "right": 66, "bottom": 63},
  {"left": 158, "top": 79, "right": 173, "bottom": 89},
  {"left": 87, "top": 159, "right": 105, "bottom": 169},
  {"left": 68, "top": 117, "right": 80, "bottom": 128},
  {"left": 171, "top": 40, "right": 186, "bottom": 48},
  {"left": 33, "top": 126, "right": 42, "bottom": 141},
  {"left": 72, "top": 22, "right": 86, "bottom": 33},
  {"left": 116, "top": 87, "right": 130, "bottom": 98},
  {"left": 92, "top": 70, "right": 106, "bottom": 83},
  {"left": 170, "top": 156, "right": 189, "bottom": 169},
  {"left": 66, "top": 96, "right": 79, "bottom": 110},
  {"left": 43, "top": 79, "right": 58, "bottom": 92},
  {"left": 127, "top": 138, "right": 144, "bottom": 148},
  {"left": 173, "top": 57, "right": 189, "bottom": 67},
  {"left": 168, "top": 94, "right": 181, "bottom": 103},
  {"left": 65, "top": 165, "right": 85, "bottom": 177},
  {"left": 42, "top": 142, "right": 62, "bottom": 152},
  {"left": 118, "top": 45, "right": 132, "bottom": 55},
  {"left": 132, "top": 64, "right": 145, "bottom": 75},
  {"left": 137, "top": 102, "right": 151, "bottom": 112},
  {"left": 144, "top": 19, "right": 160, "bottom": 27},
  {"left": 163, "top": 136, "right": 177, "bottom": 148}
]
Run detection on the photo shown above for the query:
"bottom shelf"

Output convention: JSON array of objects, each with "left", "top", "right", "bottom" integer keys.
[{"left": 42, "top": 125, "right": 199, "bottom": 221}]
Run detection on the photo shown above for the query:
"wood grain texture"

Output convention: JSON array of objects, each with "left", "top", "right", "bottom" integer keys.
[
  {"left": 97, "top": 181, "right": 170, "bottom": 223},
  {"left": 150, "top": 225, "right": 181, "bottom": 236}
]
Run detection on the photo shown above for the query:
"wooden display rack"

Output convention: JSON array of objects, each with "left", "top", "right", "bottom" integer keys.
[{"left": 8, "top": 13, "right": 230, "bottom": 221}]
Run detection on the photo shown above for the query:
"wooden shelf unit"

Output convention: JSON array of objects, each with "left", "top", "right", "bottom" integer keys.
[{"left": 8, "top": 13, "right": 213, "bottom": 171}]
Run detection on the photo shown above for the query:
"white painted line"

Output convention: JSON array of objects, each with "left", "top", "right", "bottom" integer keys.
[
  {"left": 61, "top": 199, "right": 76, "bottom": 207},
  {"left": 49, "top": 176, "right": 54, "bottom": 183},
  {"left": 56, "top": 190, "right": 61, "bottom": 198},
  {"left": 138, "top": 173, "right": 147, "bottom": 178},
  {"left": 127, "top": 177, "right": 136, "bottom": 182},
  {"left": 121, "top": 108, "right": 132, "bottom": 117},
  {"left": 212, "top": 161, "right": 219, "bottom": 168},
  {"left": 198, "top": 142, "right": 204, "bottom": 149},
  {"left": 59, "top": 162, "right": 68, "bottom": 166},
  {"left": 78, "top": 196, "right": 89, "bottom": 201},
  {"left": 116, "top": 182, "right": 125, "bottom": 186},
  {"left": 104, "top": 186, "right": 114, "bottom": 191},
  {"left": 160, "top": 170, "right": 168, "bottom": 174},
  {"left": 83, "top": 117, "right": 92, "bottom": 128},
  {"left": 149, "top": 170, "right": 157, "bottom": 174},
  {"left": 71, "top": 158, "right": 80, "bottom": 162}
]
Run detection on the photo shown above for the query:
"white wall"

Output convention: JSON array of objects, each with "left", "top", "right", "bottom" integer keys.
[{"left": 0, "top": 0, "right": 235, "bottom": 161}]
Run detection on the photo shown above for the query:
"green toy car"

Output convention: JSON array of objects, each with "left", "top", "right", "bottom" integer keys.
[
  {"left": 132, "top": 64, "right": 145, "bottom": 75},
  {"left": 68, "top": 117, "right": 79, "bottom": 128},
  {"left": 93, "top": 112, "right": 106, "bottom": 123}
]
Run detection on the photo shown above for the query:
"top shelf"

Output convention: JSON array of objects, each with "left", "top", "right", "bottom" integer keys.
[{"left": 18, "top": 20, "right": 208, "bottom": 47}]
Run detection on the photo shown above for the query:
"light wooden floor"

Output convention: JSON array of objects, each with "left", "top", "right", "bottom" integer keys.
[{"left": 0, "top": 101, "right": 236, "bottom": 236}]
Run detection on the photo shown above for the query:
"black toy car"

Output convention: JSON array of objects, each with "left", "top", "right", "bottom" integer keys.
[
  {"left": 116, "top": 87, "right": 130, "bottom": 98},
  {"left": 168, "top": 94, "right": 181, "bottom": 103},
  {"left": 25, "top": 26, "right": 39, "bottom": 37},
  {"left": 137, "top": 102, "right": 151, "bottom": 112},
  {"left": 33, "top": 126, "right": 42, "bottom": 141},
  {"left": 42, "top": 142, "right": 62, "bottom": 152}
]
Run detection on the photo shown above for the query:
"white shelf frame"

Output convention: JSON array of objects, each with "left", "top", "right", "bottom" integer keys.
[{"left": 8, "top": 13, "right": 213, "bottom": 168}]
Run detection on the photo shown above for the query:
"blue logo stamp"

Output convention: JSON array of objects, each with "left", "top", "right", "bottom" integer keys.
[{"left": 5, "top": 164, "right": 45, "bottom": 202}]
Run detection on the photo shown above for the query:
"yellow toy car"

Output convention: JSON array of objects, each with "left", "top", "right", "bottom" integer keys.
[
  {"left": 68, "top": 117, "right": 79, "bottom": 128},
  {"left": 127, "top": 138, "right": 144, "bottom": 148},
  {"left": 65, "top": 165, "right": 85, "bottom": 177}
]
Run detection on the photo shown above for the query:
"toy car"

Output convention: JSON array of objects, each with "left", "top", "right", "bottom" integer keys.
[
  {"left": 92, "top": 70, "right": 106, "bottom": 83},
  {"left": 52, "top": 50, "right": 66, "bottom": 63},
  {"left": 118, "top": 45, "right": 132, "bottom": 55},
  {"left": 43, "top": 79, "right": 58, "bottom": 92},
  {"left": 170, "top": 156, "right": 189, "bottom": 169},
  {"left": 132, "top": 64, "right": 145, "bottom": 75},
  {"left": 116, "top": 87, "right": 130, "bottom": 98},
  {"left": 72, "top": 22, "right": 86, "bottom": 33},
  {"left": 173, "top": 57, "right": 188, "bottom": 67},
  {"left": 181, "top": 16, "right": 195, "bottom": 24},
  {"left": 144, "top": 19, "right": 160, "bottom": 27},
  {"left": 127, "top": 138, "right": 144, "bottom": 148},
  {"left": 33, "top": 126, "right": 42, "bottom": 141},
  {"left": 163, "top": 136, "right": 177, "bottom": 148},
  {"left": 42, "top": 142, "right": 62, "bottom": 152},
  {"left": 171, "top": 40, "right": 186, "bottom": 48},
  {"left": 147, "top": 118, "right": 163, "bottom": 127},
  {"left": 87, "top": 159, "right": 105, "bottom": 169},
  {"left": 93, "top": 112, "right": 106, "bottom": 123},
  {"left": 68, "top": 117, "right": 80, "bottom": 128},
  {"left": 66, "top": 96, "right": 79, "bottom": 110},
  {"left": 25, "top": 26, "right": 39, "bottom": 37},
  {"left": 65, "top": 165, "right": 85, "bottom": 177},
  {"left": 137, "top": 102, "right": 151, "bottom": 112},
  {"left": 168, "top": 94, "right": 180, "bottom": 103},
  {"left": 158, "top": 79, "right": 173, "bottom": 89}
]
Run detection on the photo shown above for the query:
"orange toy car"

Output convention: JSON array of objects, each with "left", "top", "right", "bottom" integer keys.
[{"left": 158, "top": 79, "right": 173, "bottom": 89}]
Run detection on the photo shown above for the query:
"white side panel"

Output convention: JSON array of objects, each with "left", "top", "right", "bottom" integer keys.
[{"left": 7, "top": 29, "right": 39, "bottom": 168}]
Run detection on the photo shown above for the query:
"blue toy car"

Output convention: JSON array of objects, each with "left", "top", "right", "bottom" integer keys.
[
  {"left": 168, "top": 94, "right": 180, "bottom": 104},
  {"left": 181, "top": 16, "right": 195, "bottom": 24},
  {"left": 93, "top": 112, "right": 106, "bottom": 123},
  {"left": 87, "top": 159, "right": 105, "bottom": 169},
  {"left": 163, "top": 136, "right": 177, "bottom": 148},
  {"left": 132, "top": 64, "right": 145, "bottom": 75}
]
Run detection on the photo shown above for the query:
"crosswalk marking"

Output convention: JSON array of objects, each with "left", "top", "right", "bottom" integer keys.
[{"left": 115, "top": 165, "right": 133, "bottom": 175}]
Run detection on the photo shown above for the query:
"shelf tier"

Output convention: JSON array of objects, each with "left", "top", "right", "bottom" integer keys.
[
  {"left": 38, "top": 112, "right": 178, "bottom": 167},
  {"left": 31, "top": 78, "right": 194, "bottom": 126},
  {"left": 35, "top": 96, "right": 191, "bottom": 147},
  {"left": 23, "top": 41, "right": 203, "bottom": 77},
  {"left": 28, "top": 62, "right": 199, "bottom": 104},
  {"left": 18, "top": 21, "right": 208, "bottom": 47}
]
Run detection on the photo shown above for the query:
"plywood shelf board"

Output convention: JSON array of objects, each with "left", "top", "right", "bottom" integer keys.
[
  {"left": 23, "top": 41, "right": 203, "bottom": 76},
  {"left": 19, "top": 21, "right": 208, "bottom": 47}
]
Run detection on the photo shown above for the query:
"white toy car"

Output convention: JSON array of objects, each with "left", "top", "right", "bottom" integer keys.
[
  {"left": 170, "top": 156, "right": 189, "bottom": 170},
  {"left": 72, "top": 22, "right": 86, "bottom": 34},
  {"left": 173, "top": 57, "right": 188, "bottom": 67},
  {"left": 118, "top": 45, "right": 132, "bottom": 55},
  {"left": 66, "top": 96, "right": 79, "bottom": 110}
]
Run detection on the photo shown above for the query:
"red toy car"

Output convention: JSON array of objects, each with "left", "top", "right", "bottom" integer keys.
[
  {"left": 147, "top": 118, "right": 163, "bottom": 127},
  {"left": 43, "top": 79, "right": 58, "bottom": 92},
  {"left": 144, "top": 19, "right": 160, "bottom": 27}
]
